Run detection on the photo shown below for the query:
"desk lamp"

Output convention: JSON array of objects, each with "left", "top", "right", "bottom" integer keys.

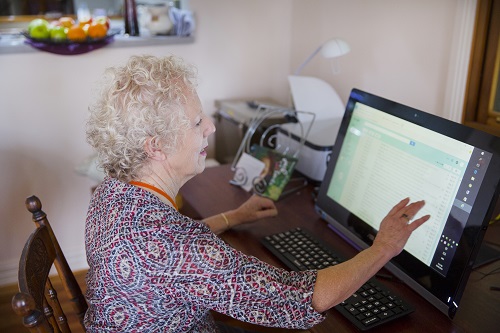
[
  {"left": 289, "top": 38, "right": 350, "bottom": 121},
  {"left": 294, "top": 38, "right": 350, "bottom": 75}
]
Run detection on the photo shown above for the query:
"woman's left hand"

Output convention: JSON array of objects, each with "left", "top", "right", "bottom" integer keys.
[
  {"left": 230, "top": 194, "right": 278, "bottom": 226},
  {"left": 203, "top": 195, "right": 277, "bottom": 234}
]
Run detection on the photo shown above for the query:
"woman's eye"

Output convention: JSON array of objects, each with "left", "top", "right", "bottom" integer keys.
[{"left": 196, "top": 118, "right": 203, "bottom": 126}]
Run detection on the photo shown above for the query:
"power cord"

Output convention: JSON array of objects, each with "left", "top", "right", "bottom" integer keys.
[{"left": 490, "top": 213, "right": 500, "bottom": 225}]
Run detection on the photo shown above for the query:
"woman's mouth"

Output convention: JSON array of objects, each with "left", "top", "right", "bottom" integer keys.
[{"left": 200, "top": 146, "right": 208, "bottom": 156}]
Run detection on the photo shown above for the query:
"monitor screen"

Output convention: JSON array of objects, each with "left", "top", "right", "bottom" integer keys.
[{"left": 315, "top": 89, "right": 500, "bottom": 318}]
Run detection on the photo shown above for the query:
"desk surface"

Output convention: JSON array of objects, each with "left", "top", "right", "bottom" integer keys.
[{"left": 179, "top": 164, "right": 500, "bottom": 333}]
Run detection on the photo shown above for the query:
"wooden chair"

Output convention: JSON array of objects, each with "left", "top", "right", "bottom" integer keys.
[{"left": 11, "top": 195, "right": 88, "bottom": 332}]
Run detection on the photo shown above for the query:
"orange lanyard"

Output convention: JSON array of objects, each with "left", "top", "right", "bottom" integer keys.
[{"left": 129, "top": 180, "right": 178, "bottom": 211}]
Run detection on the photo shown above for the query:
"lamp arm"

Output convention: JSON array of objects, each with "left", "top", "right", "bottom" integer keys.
[{"left": 294, "top": 45, "right": 322, "bottom": 75}]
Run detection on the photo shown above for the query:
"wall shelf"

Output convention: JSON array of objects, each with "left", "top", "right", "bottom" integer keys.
[{"left": 0, "top": 34, "right": 194, "bottom": 55}]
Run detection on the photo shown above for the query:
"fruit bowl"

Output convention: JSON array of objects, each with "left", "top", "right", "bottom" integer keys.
[{"left": 21, "top": 30, "right": 118, "bottom": 55}]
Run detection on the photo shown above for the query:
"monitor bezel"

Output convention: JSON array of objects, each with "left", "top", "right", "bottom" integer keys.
[{"left": 315, "top": 88, "right": 500, "bottom": 318}]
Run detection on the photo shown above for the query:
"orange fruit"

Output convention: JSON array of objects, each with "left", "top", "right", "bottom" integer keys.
[
  {"left": 87, "top": 22, "right": 108, "bottom": 39},
  {"left": 67, "top": 24, "right": 87, "bottom": 42},
  {"left": 79, "top": 18, "right": 92, "bottom": 27},
  {"left": 94, "top": 16, "right": 110, "bottom": 29}
]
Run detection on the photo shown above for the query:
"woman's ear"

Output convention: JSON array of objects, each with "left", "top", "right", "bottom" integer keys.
[{"left": 144, "top": 137, "right": 166, "bottom": 161}]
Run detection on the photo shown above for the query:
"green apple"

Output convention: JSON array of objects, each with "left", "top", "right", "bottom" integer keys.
[
  {"left": 28, "top": 18, "right": 50, "bottom": 39},
  {"left": 49, "top": 25, "right": 67, "bottom": 42}
]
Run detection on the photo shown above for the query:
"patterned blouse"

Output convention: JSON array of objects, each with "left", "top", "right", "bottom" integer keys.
[{"left": 84, "top": 177, "right": 325, "bottom": 332}]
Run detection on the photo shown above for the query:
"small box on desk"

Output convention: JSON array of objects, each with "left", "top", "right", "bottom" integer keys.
[{"left": 277, "top": 118, "right": 341, "bottom": 182}]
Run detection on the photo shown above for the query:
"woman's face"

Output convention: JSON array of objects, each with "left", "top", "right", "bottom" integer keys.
[{"left": 166, "top": 89, "right": 216, "bottom": 180}]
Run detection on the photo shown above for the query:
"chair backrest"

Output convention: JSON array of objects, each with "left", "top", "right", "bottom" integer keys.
[{"left": 11, "top": 195, "right": 88, "bottom": 332}]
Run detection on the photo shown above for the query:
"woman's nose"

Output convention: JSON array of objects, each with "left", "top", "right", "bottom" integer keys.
[{"left": 206, "top": 117, "right": 216, "bottom": 136}]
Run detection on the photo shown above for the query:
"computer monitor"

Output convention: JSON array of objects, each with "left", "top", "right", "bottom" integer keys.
[{"left": 315, "top": 89, "right": 500, "bottom": 318}]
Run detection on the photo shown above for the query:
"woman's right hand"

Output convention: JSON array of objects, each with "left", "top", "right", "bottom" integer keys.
[
  {"left": 372, "top": 198, "right": 431, "bottom": 258},
  {"left": 312, "top": 198, "right": 430, "bottom": 312}
]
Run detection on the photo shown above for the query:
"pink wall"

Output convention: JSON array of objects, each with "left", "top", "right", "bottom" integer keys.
[{"left": 0, "top": 0, "right": 474, "bottom": 285}]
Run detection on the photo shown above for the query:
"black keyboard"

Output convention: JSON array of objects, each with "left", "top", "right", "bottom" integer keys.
[{"left": 261, "top": 227, "right": 414, "bottom": 331}]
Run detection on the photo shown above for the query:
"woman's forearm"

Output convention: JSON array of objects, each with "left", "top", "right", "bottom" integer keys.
[
  {"left": 312, "top": 244, "right": 392, "bottom": 313},
  {"left": 203, "top": 210, "right": 237, "bottom": 234}
]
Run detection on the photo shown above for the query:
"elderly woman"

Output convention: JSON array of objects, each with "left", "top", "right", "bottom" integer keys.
[{"left": 84, "top": 54, "right": 429, "bottom": 332}]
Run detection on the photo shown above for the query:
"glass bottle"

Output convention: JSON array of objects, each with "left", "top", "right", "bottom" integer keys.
[{"left": 124, "top": 0, "right": 140, "bottom": 36}]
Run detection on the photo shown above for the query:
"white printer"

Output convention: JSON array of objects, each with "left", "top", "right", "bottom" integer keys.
[
  {"left": 277, "top": 118, "right": 341, "bottom": 182},
  {"left": 280, "top": 75, "right": 346, "bottom": 182}
]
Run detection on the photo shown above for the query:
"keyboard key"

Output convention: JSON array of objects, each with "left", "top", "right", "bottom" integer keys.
[{"left": 362, "top": 316, "right": 380, "bottom": 326}]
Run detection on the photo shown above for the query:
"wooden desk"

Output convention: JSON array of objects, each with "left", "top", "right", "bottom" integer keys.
[{"left": 180, "top": 164, "right": 500, "bottom": 333}]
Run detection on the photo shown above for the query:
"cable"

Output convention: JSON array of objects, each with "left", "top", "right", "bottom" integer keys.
[
  {"left": 490, "top": 213, "right": 500, "bottom": 225},
  {"left": 478, "top": 266, "right": 500, "bottom": 280}
]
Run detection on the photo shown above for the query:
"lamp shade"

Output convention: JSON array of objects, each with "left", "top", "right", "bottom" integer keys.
[
  {"left": 294, "top": 38, "right": 350, "bottom": 75},
  {"left": 320, "top": 38, "right": 350, "bottom": 58}
]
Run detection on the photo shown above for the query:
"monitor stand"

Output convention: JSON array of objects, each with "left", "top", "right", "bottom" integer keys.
[
  {"left": 473, "top": 242, "right": 500, "bottom": 269},
  {"left": 474, "top": 201, "right": 500, "bottom": 269}
]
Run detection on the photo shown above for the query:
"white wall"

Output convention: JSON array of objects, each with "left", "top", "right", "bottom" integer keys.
[
  {"left": 290, "top": 0, "right": 474, "bottom": 120},
  {"left": 0, "top": 0, "right": 474, "bottom": 285},
  {"left": 0, "top": 0, "right": 292, "bottom": 285}
]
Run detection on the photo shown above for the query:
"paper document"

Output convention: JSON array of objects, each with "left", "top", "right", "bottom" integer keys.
[{"left": 233, "top": 152, "right": 265, "bottom": 191}]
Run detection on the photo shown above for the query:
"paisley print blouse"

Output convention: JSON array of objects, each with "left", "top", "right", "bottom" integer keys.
[{"left": 84, "top": 177, "right": 325, "bottom": 332}]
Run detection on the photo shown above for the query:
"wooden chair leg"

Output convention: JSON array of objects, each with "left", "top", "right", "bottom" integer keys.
[
  {"left": 46, "top": 279, "right": 71, "bottom": 333},
  {"left": 42, "top": 297, "right": 60, "bottom": 333}
]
